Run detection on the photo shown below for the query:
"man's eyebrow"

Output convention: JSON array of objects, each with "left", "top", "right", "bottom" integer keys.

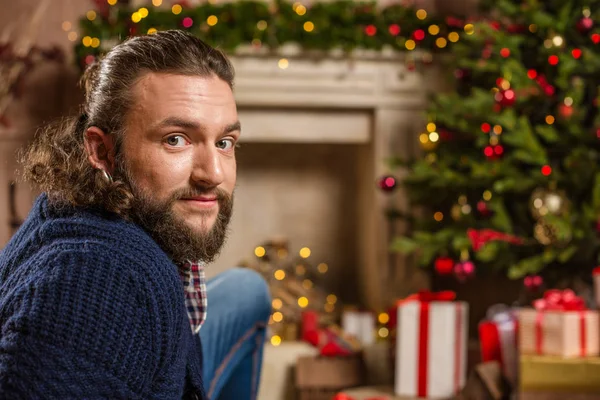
[
  {"left": 152, "top": 118, "right": 241, "bottom": 134},
  {"left": 153, "top": 117, "right": 201, "bottom": 130},
  {"left": 224, "top": 121, "right": 241, "bottom": 134}
]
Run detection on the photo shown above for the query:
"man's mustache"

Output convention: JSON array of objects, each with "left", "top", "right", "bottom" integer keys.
[{"left": 172, "top": 187, "right": 230, "bottom": 202}]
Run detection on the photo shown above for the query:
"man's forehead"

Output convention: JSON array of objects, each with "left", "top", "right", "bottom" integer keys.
[
  {"left": 128, "top": 72, "right": 238, "bottom": 127},
  {"left": 131, "top": 72, "right": 232, "bottom": 100}
]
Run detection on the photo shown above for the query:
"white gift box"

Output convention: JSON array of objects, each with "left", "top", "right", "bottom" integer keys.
[
  {"left": 395, "top": 299, "right": 468, "bottom": 398},
  {"left": 342, "top": 310, "right": 375, "bottom": 346}
]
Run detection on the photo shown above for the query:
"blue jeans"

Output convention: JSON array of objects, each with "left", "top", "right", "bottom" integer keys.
[{"left": 199, "top": 268, "right": 271, "bottom": 400}]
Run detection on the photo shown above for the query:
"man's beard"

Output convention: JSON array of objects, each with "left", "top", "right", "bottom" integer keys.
[{"left": 115, "top": 157, "right": 233, "bottom": 265}]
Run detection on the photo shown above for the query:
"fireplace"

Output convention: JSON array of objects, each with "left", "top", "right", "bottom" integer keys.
[{"left": 208, "top": 50, "right": 439, "bottom": 309}]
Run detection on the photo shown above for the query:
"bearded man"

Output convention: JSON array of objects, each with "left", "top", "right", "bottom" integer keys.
[{"left": 0, "top": 30, "right": 271, "bottom": 400}]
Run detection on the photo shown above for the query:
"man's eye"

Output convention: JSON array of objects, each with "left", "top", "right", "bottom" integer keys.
[
  {"left": 216, "top": 139, "right": 235, "bottom": 150},
  {"left": 165, "top": 135, "right": 188, "bottom": 147}
]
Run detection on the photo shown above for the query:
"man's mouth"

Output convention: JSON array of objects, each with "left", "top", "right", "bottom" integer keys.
[{"left": 180, "top": 196, "right": 218, "bottom": 208}]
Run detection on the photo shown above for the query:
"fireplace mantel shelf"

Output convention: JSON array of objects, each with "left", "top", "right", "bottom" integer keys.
[{"left": 232, "top": 51, "right": 431, "bottom": 109}]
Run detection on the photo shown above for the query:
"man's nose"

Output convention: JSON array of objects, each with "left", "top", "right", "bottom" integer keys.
[{"left": 190, "top": 146, "right": 224, "bottom": 188}]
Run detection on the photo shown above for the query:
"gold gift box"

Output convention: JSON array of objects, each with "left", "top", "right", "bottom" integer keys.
[{"left": 520, "top": 355, "right": 600, "bottom": 394}]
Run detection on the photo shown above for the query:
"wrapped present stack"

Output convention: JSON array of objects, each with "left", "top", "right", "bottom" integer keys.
[{"left": 517, "top": 288, "right": 600, "bottom": 399}]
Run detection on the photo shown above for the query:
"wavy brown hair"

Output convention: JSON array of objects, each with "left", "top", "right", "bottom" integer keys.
[{"left": 20, "top": 30, "right": 235, "bottom": 218}]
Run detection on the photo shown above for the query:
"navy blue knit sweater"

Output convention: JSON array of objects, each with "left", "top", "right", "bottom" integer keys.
[{"left": 0, "top": 194, "right": 205, "bottom": 399}]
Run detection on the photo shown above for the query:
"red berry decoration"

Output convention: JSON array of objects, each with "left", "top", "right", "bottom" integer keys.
[
  {"left": 577, "top": 17, "right": 594, "bottom": 35},
  {"left": 454, "top": 260, "right": 475, "bottom": 282},
  {"left": 524, "top": 275, "right": 543, "bottom": 292},
  {"left": 495, "top": 89, "right": 516, "bottom": 107},
  {"left": 434, "top": 257, "right": 454, "bottom": 275},
  {"left": 377, "top": 175, "right": 397, "bottom": 192},
  {"left": 559, "top": 104, "right": 573, "bottom": 119},
  {"left": 477, "top": 200, "right": 492, "bottom": 217}
]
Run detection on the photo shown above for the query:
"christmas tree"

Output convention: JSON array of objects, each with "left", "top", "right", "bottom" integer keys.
[{"left": 391, "top": 0, "right": 600, "bottom": 287}]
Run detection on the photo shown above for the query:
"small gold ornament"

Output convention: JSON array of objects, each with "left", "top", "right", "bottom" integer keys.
[
  {"left": 451, "top": 204, "right": 462, "bottom": 221},
  {"left": 529, "top": 187, "right": 569, "bottom": 220},
  {"left": 534, "top": 218, "right": 571, "bottom": 246}
]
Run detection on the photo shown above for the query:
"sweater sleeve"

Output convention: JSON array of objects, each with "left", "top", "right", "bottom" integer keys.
[{"left": 0, "top": 248, "right": 179, "bottom": 399}]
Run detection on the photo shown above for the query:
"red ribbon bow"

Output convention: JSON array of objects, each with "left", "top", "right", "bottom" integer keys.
[
  {"left": 396, "top": 290, "right": 456, "bottom": 306},
  {"left": 533, "top": 289, "right": 586, "bottom": 311}
]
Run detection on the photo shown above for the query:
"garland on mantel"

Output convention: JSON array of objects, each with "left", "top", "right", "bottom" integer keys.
[{"left": 75, "top": 0, "right": 466, "bottom": 68}]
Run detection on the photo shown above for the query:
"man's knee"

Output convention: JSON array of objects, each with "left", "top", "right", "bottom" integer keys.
[{"left": 222, "top": 267, "right": 272, "bottom": 323}]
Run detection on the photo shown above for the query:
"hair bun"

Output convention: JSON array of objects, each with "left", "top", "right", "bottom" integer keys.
[{"left": 80, "top": 58, "right": 102, "bottom": 102}]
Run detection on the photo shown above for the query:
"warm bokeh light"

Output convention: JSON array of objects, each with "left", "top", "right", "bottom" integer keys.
[
  {"left": 378, "top": 312, "right": 389, "bottom": 324},
  {"left": 271, "top": 335, "right": 282, "bottom": 346},
  {"left": 299, "top": 247, "right": 311, "bottom": 258},
  {"left": 272, "top": 298, "right": 282, "bottom": 309},
  {"left": 317, "top": 263, "right": 328, "bottom": 273},
  {"left": 298, "top": 296, "right": 309, "bottom": 308},
  {"left": 274, "top": 269, "right": 286, "bottom": 280},
  {"left": 257, "top": 20, "right": 267, "bottom": 31},
  {"left": 254, "top": 246, "right": 266, "bottom": 257},
  {"left": 278, "top": 58, "right": 289, "bottom": 69},
  {"left": 272, "top": 311, "right": 283, "bottom": 322},
  {"left": 207, "top": 15, "right": 218, "bottom": 26}
]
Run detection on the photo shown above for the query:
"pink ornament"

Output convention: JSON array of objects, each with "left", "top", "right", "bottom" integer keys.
[
  {"left": 454, "top": 261, "right": 475, "bottom": 281},
  {"left": 524, "top": 275, "right": 543, "bottom": 292}
]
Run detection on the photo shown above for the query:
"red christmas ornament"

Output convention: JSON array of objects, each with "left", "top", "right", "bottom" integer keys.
[
  {"left": 577, "top": 17, "right": 594, "bottom": 35},
  {"left": 544, "top": 85, "right": 555, "bottom": 96},
  {"left": 500, "top": 48, "right": 510, "bottom": 58},
  {"left": 496, "top": 89, "right": 516, "bottom": 107},
  {"left": 377, "top": 175, "right": 397, "bottom": 192},
  {"left": 572, "top": 48, "right": 582, "bottom": 59},
  {"left": 454, "top": 260, "right": 475, "bottom": 281},
  {"left": 388, "top": 24, "right": 401, "bottom": 36},
  {"left": 484, "top": 146, "right": 495, "bottom": 158},
  {"left": 439, "top": 128, "right": 454, "bottom": 141},
  {"left": 559, "top": 103, "right": 573, "bottom": 119},
  {"left": 412, "top": 29, "right": 426, "bottom": 41},
  {"left": 489, "top": 21, "right": 501, "bottom": 30},
  {"left": 527, "top": 69, "right": 538, "bottom": 79},
  {"left": 182, "top": 17, "right": 194, "bottom": 28},
  {"left": 541, "top": 165, "right": 552, "bottom": 176},
  {"left": 434, "top": 257, "right": 454, "bottom": 275},
  {"left": 365, "top": 25, "right": 377, "bottom": 36},
  {"left": 507, "top": 24, "right": 526, "bottom": 34},
  {"left": 592, "top": 33, "right": 600, "bottom": 44},
  {"left": 548, "top": 55, "right": 559, "bottom": 65},
  {"left": 477, "top": 200, "right": 491, "bottom": 216},
  {"left": 524, "top": 275, "right": 543, "bottom": 292},
  {"left": 481, "top": 123, "right": 491, "bottom": 133}
]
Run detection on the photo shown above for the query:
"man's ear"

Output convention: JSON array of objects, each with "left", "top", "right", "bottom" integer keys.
[{"left": 84, "top": 126, "right": 116, "bottom": 174}]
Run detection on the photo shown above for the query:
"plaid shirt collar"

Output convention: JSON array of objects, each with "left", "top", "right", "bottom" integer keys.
[{"left": 179, "top": 261, "right": 208, "bottom": 334}]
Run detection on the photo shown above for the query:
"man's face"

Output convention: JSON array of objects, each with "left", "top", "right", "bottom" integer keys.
[{"left": 118, "top": 73, "right": 239, "bottom": 264}]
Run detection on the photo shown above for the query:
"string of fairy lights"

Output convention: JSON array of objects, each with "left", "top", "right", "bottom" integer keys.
[{"left": 248, "top": 243, "right": 392, "bottom": 347}]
